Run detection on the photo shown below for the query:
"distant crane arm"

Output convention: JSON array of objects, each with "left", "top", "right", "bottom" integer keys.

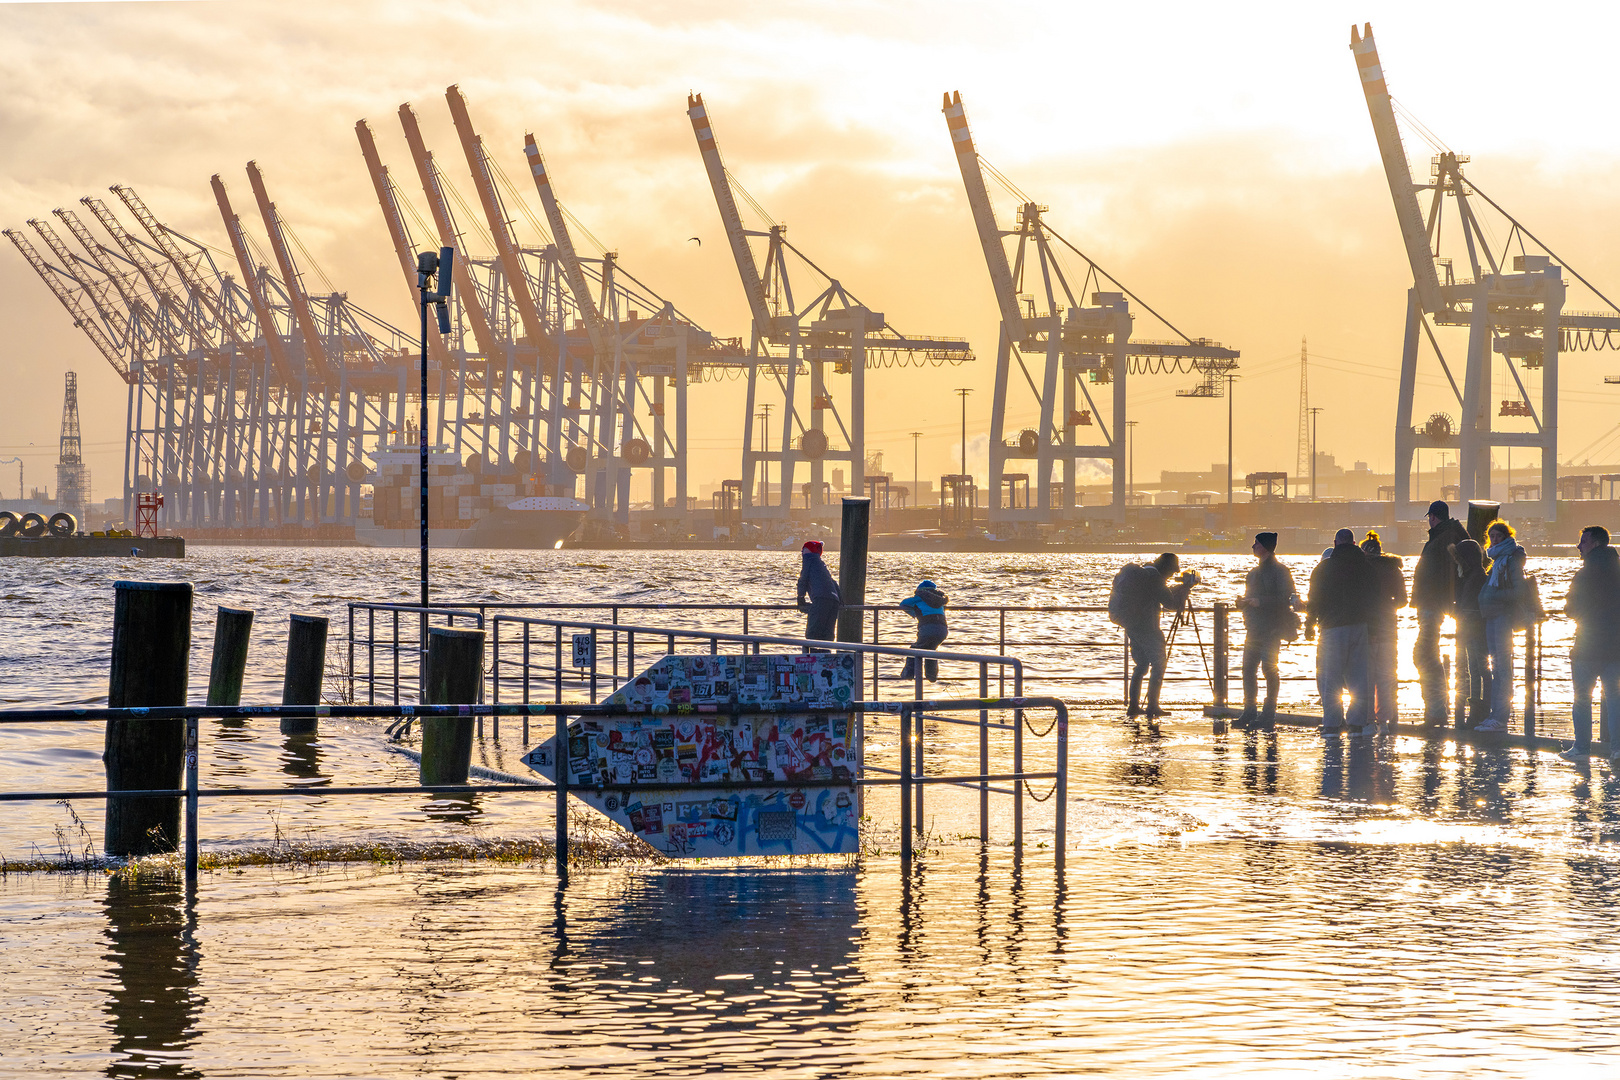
[
  {"left": 246, "top": 161, "right": 332, "bottom": 384},
  {"left": 523, "top": 132, "right": 606, "bottom": 357},
  {"left": 941, "top": 92, "right": 1025, "bottom": 337},
  {"left": 1351, "top": 23, "right": 1443, "bottom": 313},
  {"left": 3, "top": 227, "right": 131, "bottom": 381},
  {"left": 686, "top": 94, "right": 773, "bottom": 334},
  {"left": 210, "top": 174, "right": 297, "bottom": 382}
]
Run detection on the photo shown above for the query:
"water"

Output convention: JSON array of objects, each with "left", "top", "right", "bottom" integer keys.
[{"left": 3, "top": 546, "right": 1617, "bottom": 1076}]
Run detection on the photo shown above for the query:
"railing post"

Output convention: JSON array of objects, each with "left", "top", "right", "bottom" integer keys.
[
  {"left": 420, "top": 626, "right": 484, "bottom": 785},
  {"left": 1054, "top": 703, "right": 1067, "bottom": 874},
  {"left": 106, "top": 580, "right": 192, "bottom": 858},
  {"left": 368, "top": 607, "right": 376, "bottom": 705},
  {"left": 979, "top": 662, "right": 989, "bottom": 843},
  {"left": 207, "top": 607, "right": 254, "bottom": 707},
  {"left": 346, "top": 605, "right": 355, "bottom": 705},
  {"left": 1212, "top": 602, "right": 1229, "bottom": 709},
  {"left": 556, "top": 707, "right": 569, "bottom": 880},
  {"left": 900, "top": 704, "right": 912, "bottom": 863},
  {"left": 281, "top": 614, "right": 328, "bottom": 735},
  {"left": 914, "top": 665, "right": 925, "bottom": 836},
  {"left": 184, "top": 715, "right": 199, "bottom": 886},
  {"left": 554, "top": 623, "right": 563, "bottom": 704},
  {"left": 1523, "top": 622, "right": 1537, "bottom": 738}
]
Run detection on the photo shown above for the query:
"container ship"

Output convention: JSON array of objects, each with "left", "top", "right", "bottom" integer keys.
[{"left": 358, "top": 448, "right": 587, "bottom": 549}]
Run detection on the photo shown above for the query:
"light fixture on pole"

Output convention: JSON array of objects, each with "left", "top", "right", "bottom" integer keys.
[{"left": 416, "top": 246, "right": 453, "bottom": 608}]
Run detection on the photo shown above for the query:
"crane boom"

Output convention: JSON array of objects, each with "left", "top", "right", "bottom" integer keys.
[
  {"left": 398, "top": 102, "right": 501, "bottom": 363},
  {"left": 28, "top": 216, "right": 128, "bottom": 340},
  {"left": 1350, "top": 23, "right": 1443, "bottom": 314},
  {"left": 52, "top": 208, "right": 142, "bottom": 315},
  {"left": 211, "top": 174, "right": 297, "bottom": 383},
  {"left": 112, "top": 183, "right": 247, "bottom": 346},
  {"left": 80, "top": 196, "right": 203, "bottom": 361},
  {"left": 356, "top": 119, "right": 453, "bottom": 370},
  {"left": 4, "top": 227, "right": 131, "bottom": 381},
  {"left": 445, "top": 85, "right": 549, "bottom": 350},
  {"left": 942, "top": 91, "right": 1025, "bottom": 338},
  {"left": 523, "top": 132, "right": 605, "bottom": 357},
  {"left": 246, "top": 161, "right": 331, "bottom": 384},
  {"left": 686, "top": 94, "right": 773, "bottom": 335}
]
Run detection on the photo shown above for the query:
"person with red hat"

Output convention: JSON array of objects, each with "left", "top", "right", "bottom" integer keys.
[{"left": 797, "top": 540, "right": 841, "bottom": 641}]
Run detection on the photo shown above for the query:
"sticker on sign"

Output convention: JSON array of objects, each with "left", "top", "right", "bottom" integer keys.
[{"left": 571, "top": 633, "right": 595, "bottom": 669}]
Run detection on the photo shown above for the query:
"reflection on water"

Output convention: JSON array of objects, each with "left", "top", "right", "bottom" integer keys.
[
  {"left": 101, "top": 878, "right": 199, "bottom": 1079},
  {"left": 279, "top": 733, "right": 323, "bottom": 783}
]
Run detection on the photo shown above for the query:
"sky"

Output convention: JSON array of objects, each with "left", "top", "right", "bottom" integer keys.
[{"left": 5, "top": 0, "right": 1620, "bottom": 504}]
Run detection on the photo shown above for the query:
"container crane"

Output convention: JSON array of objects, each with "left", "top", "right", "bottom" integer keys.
[
  {"left": 1351, "top": 23, "right": 1620, "bottom": 519},
  {"left": 942, "top": 91, "right": 1237, "bottom": 524},
  {"left": 688, "top": 92, "right": 973, "bottom": 521},
  {"left": 246, "top": 162, "right": 331, "bottom": 386},
  {"left": 3, "top": 227, "right": 128, "bottom": 380}
]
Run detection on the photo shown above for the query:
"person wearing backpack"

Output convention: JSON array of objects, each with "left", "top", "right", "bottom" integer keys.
[
  {"left": 796, "top": 540, "right": 841, "bottom": 641},
  {"left": 1236, "top": 532, "right": 1300, "bottom": 731},
  {"left": 1108, "top": 552, "right": 1196, "bottom": 718},
  {"left": 1476, "top": 520, "right": 1527, "bottom": 733},
  {"left": 1562, "top": 526, "right": 1620, "bottom": 761}
]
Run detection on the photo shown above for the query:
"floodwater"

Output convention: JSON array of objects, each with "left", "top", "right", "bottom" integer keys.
[{"left": 4, "top": 546, "right": 1619, "bottom": 1077}]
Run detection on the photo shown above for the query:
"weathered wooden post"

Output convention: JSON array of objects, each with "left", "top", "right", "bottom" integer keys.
[
  {"left": 835, "top": 497, "right": 871, "bottom": 644},
  {"left": 1212, "top": 602, "right": 1229, "bottom": 708},
  {"left": 105, "top": 580, "right": 192, "bottom": 857},
  {"left": 1466, "top": 500, "right": 1501, "bottom": 545},
  {"left": 280, "top": 614, "right": 328, "bottom": 734},
  {"left": 1523, "top": 621, "right": 1538, "bottom": 738},
  {"left": 206, "top": 607, "right": 254, "bottom": 707},
  {"left": 420, "top": 626, "right": 484, "bottom": 785}
]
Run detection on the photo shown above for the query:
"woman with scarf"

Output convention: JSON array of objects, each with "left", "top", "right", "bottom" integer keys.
[
  {"left": 1476, "top": 520, "right": 1527, "bottom": 733},
  {"left": 899, "top": 580, "right": 949, "bottom": 681}
]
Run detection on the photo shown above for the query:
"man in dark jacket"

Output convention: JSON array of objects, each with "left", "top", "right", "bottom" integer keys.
[
  {"left": 1306, "top": 529, "right": 1374, "bottom": 733},
  {"left": 1412, "top": 501, "right": 1469, "bottom": 725},
  {"left": 1237, "top": 531, "right": 1299, "bottom": 730},
  {"left": 1360, "top": 530, "right": 1408, "bottom": 727},
  {"left": 796, "top": 540, "right": 841, "bottom": 641},
  {"left": 1563, "top": 526, "right": 1620, "bottom": 760},
  {"left": 1109, "top": 552, "right": 1195, "bottom": 718}
]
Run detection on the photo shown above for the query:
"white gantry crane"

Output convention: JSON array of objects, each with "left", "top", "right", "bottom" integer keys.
[
  {"left": 943, "top": 91, "right": 1238, "bottom": 525},
  {"left": 1352, "top": 22, "right": 1620, "bottom": 519}
]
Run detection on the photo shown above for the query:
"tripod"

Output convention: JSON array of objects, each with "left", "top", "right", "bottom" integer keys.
[{"left": 1165, "top": 597, "right": 1213, "bottom": 689}]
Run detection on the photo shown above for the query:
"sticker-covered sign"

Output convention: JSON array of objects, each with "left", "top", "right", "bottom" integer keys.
[{"left": 522, "top": 652, "right": 860, "bottom": 857}]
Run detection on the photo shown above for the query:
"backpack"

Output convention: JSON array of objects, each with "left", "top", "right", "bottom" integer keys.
[
  {"left": 1107, "top": 565, "right": 1142, "bottom": 627},
  {"left": 1513, "top": 574, "right": 1545, "bottom": 631}
]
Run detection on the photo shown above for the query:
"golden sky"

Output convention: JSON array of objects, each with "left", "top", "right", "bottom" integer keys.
[{"left": 5, "top": 0, "right": 1620, "bottom": 502}]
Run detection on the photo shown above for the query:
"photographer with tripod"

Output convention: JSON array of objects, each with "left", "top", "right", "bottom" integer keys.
[{"left": 1108, "top": 552, "right": 1198, "bottom": 718}]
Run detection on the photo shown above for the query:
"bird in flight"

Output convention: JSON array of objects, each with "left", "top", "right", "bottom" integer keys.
[{"left": 688, "top": 237, "right": 701, "bottom": 246}]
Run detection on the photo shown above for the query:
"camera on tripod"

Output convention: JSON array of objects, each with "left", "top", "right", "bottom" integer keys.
[{"left": 1179, "top": 569, "right": 1201, "bottom": 588}]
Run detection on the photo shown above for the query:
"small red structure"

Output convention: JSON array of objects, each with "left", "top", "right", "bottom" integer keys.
[{"left": 135, "top": 492, "right": 163, "bottom": 538}]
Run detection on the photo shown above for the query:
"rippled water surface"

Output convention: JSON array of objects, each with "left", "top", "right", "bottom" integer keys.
[{"left": 4, "top": 546, "right": 1618, "bottom": 1076}]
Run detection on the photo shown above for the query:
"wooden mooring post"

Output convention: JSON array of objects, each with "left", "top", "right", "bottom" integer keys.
[
  {"left": 207, "top": 607, "right": 254, "bottom": 707},
  {"left": 281, "top": 614, "right": 328, "bottom": 734},
  {"left": 105, "top": 580, "right": 192, "bottom": 857},
  {"left": 1212, "top": 602, "right": 1229, "bottom": 708},
  {"left": 420, "top": 626, "right": 484, "bottom": 785}
]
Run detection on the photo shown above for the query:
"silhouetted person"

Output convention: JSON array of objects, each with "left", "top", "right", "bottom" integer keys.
[
  {"left": 1360, "top": 529, "right": 1407, "bottom": 727},
  {"left": 1476, "top": 520, "right": 1527, "bottom": 733},
  {"left": 796, "top": 540, "right": 841, "bottom": 641},
  {"left": 898, "top": 579, "right": 949, "bottom": 681},
  {"left": 1564, "top": 525, "right": 1620, "bottom": 760},
  {"left": 1452, "top": 538, "right": 1490, "bottom": 728},
  {"left": 1109, "top": 552, "right": 1195, "bottom": 718},
  {"left": 1413, "top": 500, "right": 1469, "bottom": 726},
  {"left": 1306, "top": 528, "right": 1373, "bottom": 735},
  {"left": 1237, "top": 531, "right": 1299, "bottom": 731}
]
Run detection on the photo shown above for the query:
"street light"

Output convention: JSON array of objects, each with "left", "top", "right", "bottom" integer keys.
[
  {"left": 954, "top": 387, "right": 973, "bottom": 479},
  {"left": 1125, "top": 421, "right": 1137, "bottom": 506},
  {"left": 1225, "top": 373, "right": 1239, "bottom": 505},
  {"left": 1308, "top": 406, "right": 1324, "bottom": 501},
  {"left": 416, "top": 246, "right": 453, "bottom": 608},
  {"left": 910, "top": 430, "right": 923, "bottom": 508}
]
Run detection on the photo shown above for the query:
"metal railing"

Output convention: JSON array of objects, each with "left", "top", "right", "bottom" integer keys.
[{"left": 0, "top": 694, "right": 1069, "bottom": 883}]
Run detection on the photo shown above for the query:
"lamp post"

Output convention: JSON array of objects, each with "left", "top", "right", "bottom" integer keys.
[
  {"left": 1308, "top": 406, "right": 1324, "bottom": 501},
  {"left": 416, "top": 246, "right": 453, "bottom": 608},
  {"left": 910, "top": 430, "right": 923, "bottom": 508},
  {"left": 1225, "top": 373, "right": 1239, "bottom": 506},
  {"left": 1125, "top": 421, "right": 1137, "bottom": 507},
  {"left": 757, "top": 403, "right": 772, "bottom": 506}
]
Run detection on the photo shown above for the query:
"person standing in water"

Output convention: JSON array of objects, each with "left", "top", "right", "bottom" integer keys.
[
  {"left": 1360, "top": 530, "right": 1408, "bottom": 728},
  {"left": 1237, "top": 531, "right": 1299, "bottom": 731},
  {"left": 796, "top": 540, "right": 841, "bottom": 641},
  {"left": 1476, "top": 520, "right": 1527, "bottom": 734},
  {"left": 1108, "top": 552, "right": 1197, "bottom": 719},
  {"left": 899, "top": 579, "right": 949, "bottom": 681},
  {"left": 1451, "top": 538, "right": 1491, "bottom": 729}
]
